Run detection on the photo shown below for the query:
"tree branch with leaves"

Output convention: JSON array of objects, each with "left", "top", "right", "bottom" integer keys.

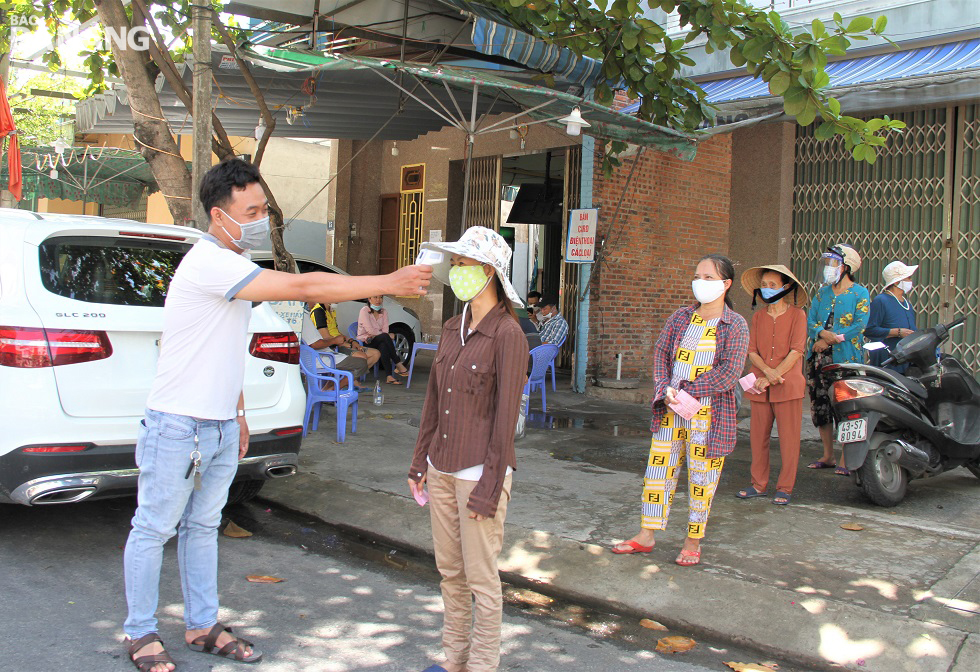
[{"left": 486, "top": 0, "right": 904, "bottom": 169}]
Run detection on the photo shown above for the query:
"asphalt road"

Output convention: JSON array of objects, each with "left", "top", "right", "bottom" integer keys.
[{"left": 0, "top": 496, "right": 802, "bottom": 672}]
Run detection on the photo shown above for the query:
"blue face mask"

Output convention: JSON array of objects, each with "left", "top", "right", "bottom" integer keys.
[
  {"left": 759, "top": 287, "right": 782, "bottom": 300},
  {"left": 370, "top": 303, "right": 383, "bottom": 312}
]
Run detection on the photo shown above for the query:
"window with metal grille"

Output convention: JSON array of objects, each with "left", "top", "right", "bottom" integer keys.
[{"left": 398, "top": 164, "right": 425, "bottom": 268}]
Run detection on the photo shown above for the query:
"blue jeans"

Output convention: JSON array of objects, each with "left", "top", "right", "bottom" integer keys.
[{"left": 123, "top": 408, "right": 239, "bottom": 639}]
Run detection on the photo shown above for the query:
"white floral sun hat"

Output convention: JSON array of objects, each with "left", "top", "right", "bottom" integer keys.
[{"left": 418, "top": 226, "right": 524, "bottom": 308}]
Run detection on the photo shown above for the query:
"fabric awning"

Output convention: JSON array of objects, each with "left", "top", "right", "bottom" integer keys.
[
  {"left": 1, "top": 146, "right": 188, "bottom": 206},
  {"left": 619, "top": 37, "right": 980, "bottom": 119},
  {"left": 240, "top": 45, "right": 697, "bottom": 158}
]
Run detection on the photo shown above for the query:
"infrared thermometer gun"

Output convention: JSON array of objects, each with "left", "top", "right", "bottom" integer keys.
[{"left": 416, "top": 249, "right": 444, "bottom": 266}]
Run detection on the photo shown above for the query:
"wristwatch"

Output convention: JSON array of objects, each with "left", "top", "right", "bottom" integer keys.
[{"left": 237, "top": 409, "right": 245, "bottom": 417}]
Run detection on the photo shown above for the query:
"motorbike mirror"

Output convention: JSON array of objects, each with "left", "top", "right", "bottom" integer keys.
[{"left": 864, "top": 342, "right": 888, "bottom": 351}]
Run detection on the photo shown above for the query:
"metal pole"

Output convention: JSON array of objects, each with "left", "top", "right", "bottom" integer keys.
[
  {"left": 190, "top": 4, "right": 213, "bottom": 230},
  {"left": 573, "top": 135, "right": 595, "bottom": 394},
  {"left": 459, "top": 83, "right": 479, "bottom": 231}
]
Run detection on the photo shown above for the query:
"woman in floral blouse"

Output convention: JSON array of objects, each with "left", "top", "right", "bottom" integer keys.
[{"left": 806, "top": 243, "right": 870, "bottom": 476}]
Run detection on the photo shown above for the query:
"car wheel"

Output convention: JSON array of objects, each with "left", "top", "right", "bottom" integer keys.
[
  {"left": 390, "top": 324, "right": 415, "bottom": 364},
  {"left": 857, "top": 449, "right": 908, "bottom": 506},
  {"left": 225, "top": 480, "right": 265, "bottom": 506}
]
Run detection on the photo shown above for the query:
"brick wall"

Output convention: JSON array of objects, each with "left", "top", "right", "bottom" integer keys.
[{"left": 588, "top": 134, "right": 733, "bottom": 381}]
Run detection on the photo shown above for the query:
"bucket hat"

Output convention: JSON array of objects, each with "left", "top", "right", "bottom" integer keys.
[
  {"left": 827, "top": 243, "right": 862, "bottom": 273},
  {"left": 418, "top": 226, "right": 523, "bottom": 308},
  {"left": 882, "top": 260, "right": 918, "bottom": 288},
  {"left": 740, "top": 264, "right": 809, "bottom": 307}
]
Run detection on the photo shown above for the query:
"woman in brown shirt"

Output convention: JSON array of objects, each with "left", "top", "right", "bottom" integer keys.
[
  {"left": 737, "top": 265, "right": 809, "bottom": 505},
  {"left": 408, "top": 226, "right": 528, "bottom": 672}
]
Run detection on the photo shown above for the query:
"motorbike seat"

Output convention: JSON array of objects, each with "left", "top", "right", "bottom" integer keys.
[{"left": 891, "top": 372, "right": 928, "bottom": 400}]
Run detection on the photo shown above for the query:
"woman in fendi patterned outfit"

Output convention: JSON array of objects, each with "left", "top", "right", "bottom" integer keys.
[{"left": 612, "top": 254, "right": 749, "bottom": 566}]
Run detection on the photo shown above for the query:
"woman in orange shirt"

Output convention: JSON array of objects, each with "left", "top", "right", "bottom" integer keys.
[{"left": 736, "top": 265, "right": 809, "bottom": 505}]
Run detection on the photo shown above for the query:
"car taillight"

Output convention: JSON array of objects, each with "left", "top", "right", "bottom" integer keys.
[
  {"left": 0, "top": 326, "right": 112, "bottom": 368},
  {"left": 833, "top": 380, "right": 884, "bottom": 403},
  {"left": 272, "top": 427, "right": 303, "bottom": 436},
  {"left": 22, "top": 444, "right": 91, "bottom": 453},
  {"left": 249, "top": 331, "right": 299, "bottom": 364}
]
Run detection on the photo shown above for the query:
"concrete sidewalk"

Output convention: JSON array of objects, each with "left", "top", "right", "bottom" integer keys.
[{"left": 262, "top": 361, "right": 980, "bottom": 672}]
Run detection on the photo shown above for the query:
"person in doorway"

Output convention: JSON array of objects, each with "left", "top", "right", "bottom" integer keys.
[
  {"left": 302, "top": 303, "right": 372, "bottom": 391},
  {"left": 124, "top": 158, "right": 431, "bottom": 672},
  {"left": 526, "top": 290, "right": 542, "bottom": 316},
  {"left": 736, "top": 265, "right": 809, "bottom": 506},
  {"left": 408, "top": 226, "right": 529, "bottom": 672},
  {"left": 535, "top": 295, "right": 569, "bottom": 346},
  {"left": 358, "top": 296, "right": 409, "bottom": 385},
  {"left": 806, "top": 243, "right": 870, "bottom": 476},
  {"left": 611, "top": 254, "right": 749, "bottom": 567},
  {"left": 865, "top": 261, "right": 918, "bottom": 373}
]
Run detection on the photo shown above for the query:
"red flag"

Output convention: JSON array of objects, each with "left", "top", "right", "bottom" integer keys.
[
  {"left": 1, "top": 74, "right": 22, "bottom": 201},
  {"left": 7, "top": 134, "right": 22, "bottom": 201}
]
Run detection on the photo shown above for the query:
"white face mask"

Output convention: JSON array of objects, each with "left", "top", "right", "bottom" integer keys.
[
  {"left": 823, "top": 264, "right": 842, "bottom": 285},
  {"left": 897, "top": 280, "right": 913, "bottom": 293},
  {"left": 218, "top": 208, "right": 270, "bottom": 251},
  {"left": 692, "top": 279, "right": 726, "bottom": 305}
]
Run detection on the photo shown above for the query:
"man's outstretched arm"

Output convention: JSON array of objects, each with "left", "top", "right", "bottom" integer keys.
[{"left": 235, "top": 264, "right": 433, "bottom": 303}]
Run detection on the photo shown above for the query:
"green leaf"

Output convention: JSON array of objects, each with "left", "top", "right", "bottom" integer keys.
[
  {"left": 623, "top": 33, "right": 637, "bottom": 50},
  {"left": 729, "top": 48, "right": 747, "bottom": 67},
  {"left": 814, "top": 121, "right": 836, "bottom": 141},
  {"left": 833, "top": 12, "right": 843, "bottom": 25},
  {"left": 796, "top": 103, "right": 817, "bottom": 127},
  {"left": 846, "top": 16, "right": 873, "bottom": 33},
  {"left": 769, "top": 71, "right": 791, "bottom": 96},
  {"left": 783, "top": 93, "right": 808, "bottom": 117},
  {"left": 812, "top": 18, "right": 825, "bottom": 37},
  {"left": 874, "top": 15, "right": 887, "bottom": 34},
  {"left": 828, "top": 97, "right": 841, "bottom": 117},
  {"left": 509, "top": 0, "right": 524, "bottom": 7}
]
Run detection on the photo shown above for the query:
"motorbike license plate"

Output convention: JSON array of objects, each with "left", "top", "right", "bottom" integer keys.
[{"left": 837, "top": 418, "right": 868, "bottom": 444}]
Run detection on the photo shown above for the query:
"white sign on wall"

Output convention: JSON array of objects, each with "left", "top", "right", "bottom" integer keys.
[{"left": 564, "top": 208, "right": 598, "bottom": 263}]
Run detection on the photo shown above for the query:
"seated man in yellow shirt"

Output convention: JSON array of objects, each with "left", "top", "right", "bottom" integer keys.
[{"left": 308, "top": 301, "right": 381, "bottom": 375}]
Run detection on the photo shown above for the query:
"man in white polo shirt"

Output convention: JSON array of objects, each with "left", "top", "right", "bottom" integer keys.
[{"left": 124, "top": 159, "right": 431, "bottom": 672}]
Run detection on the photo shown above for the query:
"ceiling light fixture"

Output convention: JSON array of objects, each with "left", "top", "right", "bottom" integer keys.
[{"left": 558, "top": 107, "right": 590, "bottom": 136}]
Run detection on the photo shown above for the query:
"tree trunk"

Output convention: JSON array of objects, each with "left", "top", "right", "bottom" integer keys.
[{"left": 93, "top": 0, "right": 192, "bottom": 225}]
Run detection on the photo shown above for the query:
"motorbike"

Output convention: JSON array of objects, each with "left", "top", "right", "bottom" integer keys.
[{"left": 825, "top": 316, "right": 980, "bottom": 506}]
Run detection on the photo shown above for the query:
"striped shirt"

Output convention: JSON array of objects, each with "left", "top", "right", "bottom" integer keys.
[
  {"left": 538, "top": 311, "right": 569, "bottom": 346},
  {"left": 650, "top": 304, "right": 749, "bottom": 458},
  {"left": 409, "top": 301, "right": 529, "bottom": 517}
]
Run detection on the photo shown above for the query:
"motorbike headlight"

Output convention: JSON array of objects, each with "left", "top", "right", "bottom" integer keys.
[{"left": 833, "top": 380, "right": 884, "bottom": 403}]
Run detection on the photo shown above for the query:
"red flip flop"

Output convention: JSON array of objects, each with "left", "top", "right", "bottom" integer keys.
[{"left": 611, "top": 540, "right": 655, "bottom": 554}]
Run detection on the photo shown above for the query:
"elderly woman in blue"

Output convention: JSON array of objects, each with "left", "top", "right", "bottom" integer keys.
[{"left": 806, "top": 244, "right": 870, "bottom": 476}]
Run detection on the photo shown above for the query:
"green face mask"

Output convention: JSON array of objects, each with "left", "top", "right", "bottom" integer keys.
[{"left": 449, "top": 264, "right": 491, "bottom": 302}]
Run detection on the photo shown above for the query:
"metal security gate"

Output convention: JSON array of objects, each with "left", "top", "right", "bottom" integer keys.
[
  {"left": 558, "top": 145, "right": 582, "bottom": 370},
  {"left": 950, "top": 105, "right": 980, "bottom": 369},
  {"left": 463, "top": 155, "right": 502, "bottom": 231},
  {"left": 792, "top": 104, "right": 979, "bottom": 372}
]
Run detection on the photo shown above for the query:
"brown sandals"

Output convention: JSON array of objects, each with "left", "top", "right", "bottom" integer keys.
[
  {"left": 127, "top": 633, "right": 175, "bottom": 671},
  {"left": 187, "top": 622, "right": 263, "bottom": 663}
]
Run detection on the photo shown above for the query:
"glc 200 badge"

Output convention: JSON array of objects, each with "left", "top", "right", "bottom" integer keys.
[{"left": 263, "top": 366, "right": 275, "bottom": 377}]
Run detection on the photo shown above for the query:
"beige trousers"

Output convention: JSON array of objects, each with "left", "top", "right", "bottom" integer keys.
[{"left": 428, "top": 468, "right": 513, "bottom": 672}]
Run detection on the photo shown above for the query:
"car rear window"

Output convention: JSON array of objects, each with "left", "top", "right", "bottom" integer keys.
[{"left": 39, "top": 236, "right": 191, "bottom": 307}]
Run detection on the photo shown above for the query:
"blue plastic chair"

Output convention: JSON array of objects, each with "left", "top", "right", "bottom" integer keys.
[
  {"left": 406, "top": 342, "right": 439, "bottom": 389},
  {"left": 547, "top": 332, "right": 567, "bottom": 391},
  {"left": 299, "top": 344, "right": 359, "bottom": 443},
  {"left": 524, "top": 344, "right": 559, "bottom": 414},
  {"left": 346, "top": 321, "right": 379, "bottom": 381}
]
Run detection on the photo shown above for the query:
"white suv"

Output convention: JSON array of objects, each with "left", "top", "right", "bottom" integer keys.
[{"left": 0, "top": 209, "right": 305, "bottom": 506}]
